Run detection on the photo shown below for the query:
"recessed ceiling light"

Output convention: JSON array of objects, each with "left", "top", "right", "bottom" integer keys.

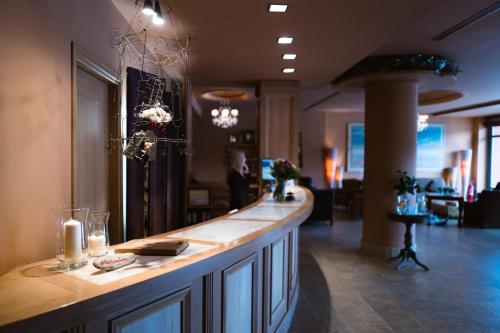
[
  {"left": 268, "top": 4, "right": 288, "bottom": 13},
  {"left": 283, "top": 68, "right": 295, "bottom": 73},
  {"left": 277, "top": 37, "right": 293, "bottom": 44},
  {"left": 283, "top": 53, "right": 296, "bottom": 60}
]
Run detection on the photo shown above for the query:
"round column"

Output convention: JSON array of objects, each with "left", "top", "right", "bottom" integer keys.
[{"left": 362, "top": 79, "right": 418, "bottom": 256}]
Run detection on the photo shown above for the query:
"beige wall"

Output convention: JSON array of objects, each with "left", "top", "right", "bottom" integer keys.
[
  {"left": 320, "top": 112, "right": 476, "bottom": 182},
  {"left": 191, "top": 102, "right": 258, "bottom": 184},
  {"left": 324, "top": 112, "right": 365, "bottom": 180},
  {"left": 0, "top": 0, "right": 128, "bottom": 274}
]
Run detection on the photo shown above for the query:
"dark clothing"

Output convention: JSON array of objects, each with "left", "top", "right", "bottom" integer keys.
[{"left": 228, "top": 169, "right": 249, "bottom": 210}]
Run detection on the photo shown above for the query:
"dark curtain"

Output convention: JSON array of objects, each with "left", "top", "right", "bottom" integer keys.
[{"left": 126, "top": 67, "right": 183, "bottom": 240}]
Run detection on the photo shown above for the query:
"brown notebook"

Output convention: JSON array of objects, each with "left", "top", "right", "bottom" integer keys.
[{"left": 114, "top": 239, "right": 189, "bottom": 256}]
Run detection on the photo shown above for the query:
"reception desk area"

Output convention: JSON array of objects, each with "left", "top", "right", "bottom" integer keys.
[{"left": 0, "top": 187, "right": 313, "bottom": 333}]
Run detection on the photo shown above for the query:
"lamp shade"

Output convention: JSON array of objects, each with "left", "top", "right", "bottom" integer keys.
[
  {"left": 142, "top": 0, "right": 154, "bottom": 15},
  {"left": 152, "top": 0, "right": 165, "bottom": 25},
  {"left": 324, "top": 148, "right": 338, "bottom": 189}
]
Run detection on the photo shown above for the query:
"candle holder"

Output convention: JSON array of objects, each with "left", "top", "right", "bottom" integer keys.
[
  {"left": 54, "top": 207, "right": 90, "bottom": 270},
  {"left": 88, "top": 211, "right": 110, "bottom": 257}
]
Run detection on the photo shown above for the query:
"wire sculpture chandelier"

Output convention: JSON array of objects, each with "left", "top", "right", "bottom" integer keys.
[
  {"left": 107, "top": 0, "right": 195, "bottom": 163},
  {"left": 211, "top": 100, "right": 239, "bottom": 128}
]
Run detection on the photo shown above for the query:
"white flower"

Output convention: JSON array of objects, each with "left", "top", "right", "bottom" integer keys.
[{"left": 138, "top": 102, "right": 173, "bottom": 124}]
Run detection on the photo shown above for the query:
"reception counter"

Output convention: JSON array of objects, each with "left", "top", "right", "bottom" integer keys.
[{"left": 0, "top": 187, "right": 313, "bottom": 333}]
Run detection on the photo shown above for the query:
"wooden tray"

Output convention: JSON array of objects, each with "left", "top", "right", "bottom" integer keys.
[{"left": 114, "top": 239, "right": 189, "bottom": 256}]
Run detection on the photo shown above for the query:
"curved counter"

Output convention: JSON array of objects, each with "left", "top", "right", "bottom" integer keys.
[{"left": 0, "top": 186, "right": 313, "bottom": 333}]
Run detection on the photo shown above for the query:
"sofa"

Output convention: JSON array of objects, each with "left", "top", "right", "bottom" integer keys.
[
  {"left": 464, "top": 188, "right": 500, "bottom": 228},
  {"left": 299, "top": 177, "right": 334, "bottom": 225}
]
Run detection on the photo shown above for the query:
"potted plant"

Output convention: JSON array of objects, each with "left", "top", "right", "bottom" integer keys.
[
  {"left": 394, "top": 170, "right": 417, "bottom": 213},
  {"left": 270, "top": 159, "right": 300, "bottom": 201}
]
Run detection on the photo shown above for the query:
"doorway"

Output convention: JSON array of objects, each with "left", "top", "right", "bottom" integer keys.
[{"left": 72, "top": 43, "right": 123, "bottom": 244}]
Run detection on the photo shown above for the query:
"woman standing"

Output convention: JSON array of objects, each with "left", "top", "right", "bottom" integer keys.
[{"left": 227, "top": 150, "right": 250, "bottom": 210}]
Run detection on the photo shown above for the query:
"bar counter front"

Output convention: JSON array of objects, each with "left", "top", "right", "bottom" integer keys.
[{"left": 0, "top": 187, "right": 313, "bottom": 333}]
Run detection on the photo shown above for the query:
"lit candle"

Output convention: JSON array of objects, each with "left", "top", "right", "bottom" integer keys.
[
  {"left": 89, "top": 234, "right": 107, "bottom": 256},
  {"left": 64, "top": 219, "right": 82, "bottom": 261}
]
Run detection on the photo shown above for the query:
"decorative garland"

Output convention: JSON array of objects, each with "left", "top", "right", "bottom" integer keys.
[{"left": 332, "top": 54, "right": 460, "bottom": 85}]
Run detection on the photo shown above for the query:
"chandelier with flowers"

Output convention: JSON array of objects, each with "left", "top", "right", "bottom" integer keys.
[{"left": 211, "top": 100, "right": 239, "bottom": 128}]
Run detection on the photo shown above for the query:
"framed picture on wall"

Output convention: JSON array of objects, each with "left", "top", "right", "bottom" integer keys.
[
  {"left": 241, "top": 130, "right": 256, "bottom": 144},
  {"left": 417, "top": 124, "right": 445, "bottom": 171},
  {"left": 346, "top": 122, "right": 445, "bottom": 173},
  {"left": 228, "top": 133, "right": 240, "bottom": 144},
  {"left": 347, "top": 123, "right": 365, "bottom": 172}
]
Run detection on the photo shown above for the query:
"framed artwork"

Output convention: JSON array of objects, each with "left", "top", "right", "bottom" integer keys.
[
  {"left": 241, "top": 130, "right": 256, "bottom": 144},
  {"left": 417, "top": 124, "right": 445, "bottom": 171},
  {"left": 347, "top": 123, "right": 365, "bottom": 172},
  {"left": 346, "top": 123, "right": 445, "bottom": 172},
  {"left": 228, "top": 133, "right": 240, "bottom": 144}
]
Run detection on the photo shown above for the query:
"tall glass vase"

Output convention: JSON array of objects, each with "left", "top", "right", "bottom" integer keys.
[
  {"left": 274, "top": 180, "right": 286, "bottom": 202},
  {"left": 416, "top": 192, "right": 427, "bottom": 213},
  {"left": 396, "top": 194, "right": 408, "bottom": 214}
]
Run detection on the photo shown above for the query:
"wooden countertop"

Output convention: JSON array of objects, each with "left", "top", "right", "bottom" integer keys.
[{"left": 0, "top": 187, "right": 313, "bottom": 327}]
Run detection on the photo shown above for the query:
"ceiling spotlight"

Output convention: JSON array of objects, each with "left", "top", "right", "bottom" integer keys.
[
  {"left": 152, "top": 0, "right": 165, "bottom": 25},
  {"left": 143, "top": 0, "right": 155, "bottom": 15},
  {"left": 283, "top": 68, "right": 295, "bottom": 73},
  {"left": 268, "top": 4, "right": 288, "bottom": 13},
  {"left": 283, "top": 53, "right": 296, "bottom": 60},
  {"left": 277, "top": 36, "right": 293, "bottom": 44}
]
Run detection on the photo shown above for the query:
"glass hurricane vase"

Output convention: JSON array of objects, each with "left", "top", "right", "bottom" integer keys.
[
  {"left": 54, "top": 207, "right": 90, "bottom": 270},
  {"left": 273, "top": 180, "right": 286, "bottom": 202}
]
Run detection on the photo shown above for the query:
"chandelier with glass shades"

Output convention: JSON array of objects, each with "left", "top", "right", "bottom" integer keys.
[
  {"left": 211, "top": 100, "right": 239, "bottom": 128},
  {"left": 417, "top": 114, "right": 429, "bottom": 132}
]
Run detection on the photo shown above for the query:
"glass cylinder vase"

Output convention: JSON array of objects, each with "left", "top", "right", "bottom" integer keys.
[
  {"left": 396, "top": 194, "right": 408, "bottom": 214},
  {"left": 273, "top": 180, "right": 286, "bottom": 202},
  {"left": 416, "top": 192, "right": 427, "bottom": 213},
  {"left": 88, "top": 211, "right": 110, "bottom": 257},
  {"left": 54, "top": 207, "right": 90, "bottom": 270}
]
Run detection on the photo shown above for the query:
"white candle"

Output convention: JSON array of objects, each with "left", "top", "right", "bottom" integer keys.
[
  {"left": 89, "top": 234, "right": 107, "bottom": 256},
  {"left": 64, "top": 219, "right": 82, "bottom": 261}
]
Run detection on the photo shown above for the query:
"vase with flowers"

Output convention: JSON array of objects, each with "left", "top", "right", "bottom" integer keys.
[
  {"left": 270, "top": 159, "right": 300, "bottom": 201},
  {"left": 394, "top": 170, "right": 418, "bottom": 214}
]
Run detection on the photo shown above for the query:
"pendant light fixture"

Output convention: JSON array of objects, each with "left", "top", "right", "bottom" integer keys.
[
  {"left": 142, "top": 0, "right": 154, "bottom": 15},
  {"left": 152, "top": 0, "right": 165, "bottom": 25}
]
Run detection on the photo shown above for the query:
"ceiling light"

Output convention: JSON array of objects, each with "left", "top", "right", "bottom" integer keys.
[
  {"left": 283, "top": 68, "right": 295, "bottom": 73},
  {"left": 283, "top": 53, "right": 296, "bottom": 60},
  {"left": 152, "top": 0, "right": 165, "bottom": 25},
  {"left": 268, "top": 4, "right": 288, "bottom": 13},
  {"left": 277, "top": 37, "right": 293, "bottom": 44},
  {"left": 143, "top": 0, "right": 155, "bottom": 15}
]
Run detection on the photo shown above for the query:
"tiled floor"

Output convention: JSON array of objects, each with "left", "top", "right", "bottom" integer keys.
[{"left": 290, "top": 213, "right": 500, "bottom": 333}]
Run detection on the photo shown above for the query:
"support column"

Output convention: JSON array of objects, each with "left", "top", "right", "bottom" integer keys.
[
  {"left": 258, "top": 80, "right": 300, "bottom": 164},
  {"left": 362, "top": 80, "right": 418, "bottom": 256}
]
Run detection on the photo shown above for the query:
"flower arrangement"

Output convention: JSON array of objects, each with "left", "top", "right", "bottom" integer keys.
[
  {"left": 138, "top": 102, "right": 173, "bottom": 124},
  {"left": 394, "top": 170, "right": 418, "bottom": 195},
  {"left": 271, "top": 159, "right": 300, "bottom": 182},
  {"left": 271, "top": 159, "right": 300, "bottom": 201}
]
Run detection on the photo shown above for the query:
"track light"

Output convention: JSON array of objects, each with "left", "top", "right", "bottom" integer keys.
[
  {"left": 142, "top": 0, "right": 154, "bottom": 15},
  {"left": 152, "top": 0, "right": 165, "bottom": 25}
]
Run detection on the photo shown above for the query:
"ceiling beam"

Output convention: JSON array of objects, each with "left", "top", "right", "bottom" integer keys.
[{"left": 431, "top": 99, "right": 500, "bottom": 116}]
